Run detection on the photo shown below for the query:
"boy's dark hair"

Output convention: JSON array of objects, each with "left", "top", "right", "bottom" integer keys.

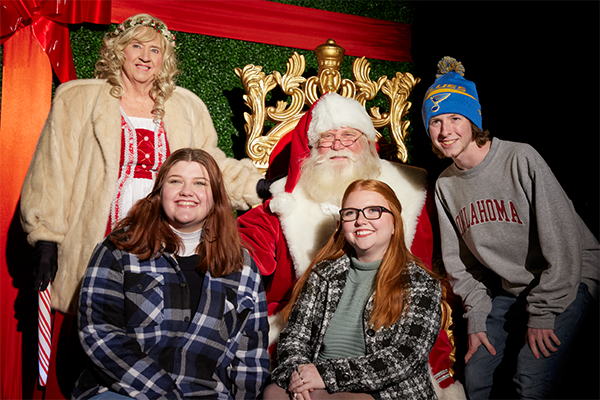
[{"left": 431, "top": 121, "right": 491, "bottom": 159}]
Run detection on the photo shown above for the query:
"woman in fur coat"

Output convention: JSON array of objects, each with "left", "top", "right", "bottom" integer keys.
[
  {"left": 21, "top": 13, "right": 264, "bottom": 314},
  {"left": 263, "top": 179, "right": 443, "bottom": 400}
]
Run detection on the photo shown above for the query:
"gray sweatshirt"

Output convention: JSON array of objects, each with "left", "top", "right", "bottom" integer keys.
[{"left": 435, "top": 138, "right": 598, "bottom": 333}]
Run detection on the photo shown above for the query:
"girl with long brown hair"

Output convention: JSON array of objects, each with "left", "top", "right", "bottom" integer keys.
[
  {"left": 74, "top": 148, "right": 269, "bottom": 399},
  {"left": 263, "top": 179, "right": 442, "bottom": 400}
]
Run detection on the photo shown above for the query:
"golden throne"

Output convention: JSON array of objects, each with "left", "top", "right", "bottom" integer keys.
[
  {"left": 235, "top": 38, "right": 420, "bottom": 177},
  {"left": 235, "top": 39, "right": 456, "bottom": 376}
]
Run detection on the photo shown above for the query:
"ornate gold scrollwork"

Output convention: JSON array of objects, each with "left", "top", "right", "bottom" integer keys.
[
  {"left": 235, "top": 53, "right": 307, "bottom": 173},
  {"left": 441, "top": 290, "right": 457, "bottom": 377},
  {"left": 235, "top": 38, "right": 420, "bottom": 175}
]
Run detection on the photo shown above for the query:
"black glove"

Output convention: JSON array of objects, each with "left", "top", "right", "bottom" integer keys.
[
  {"left": 31, "top": 241, "right": 58, "bottom": 291},
  {"left": 256, "top": 175, "right": 285, "bottom": 201}
]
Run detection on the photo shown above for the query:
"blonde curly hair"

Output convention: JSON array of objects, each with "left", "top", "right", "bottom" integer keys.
[{"left": 94, "top": 14, "right": 180, "bottom": 121}]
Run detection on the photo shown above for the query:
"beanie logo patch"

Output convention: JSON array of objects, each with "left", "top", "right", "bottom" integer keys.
[{"left": 430, "top": 93, "right": 451, "bottom": 112}]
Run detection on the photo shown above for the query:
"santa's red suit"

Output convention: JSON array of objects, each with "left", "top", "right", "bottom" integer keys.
[{"left": 237, "top": 93, "right": 465, "bottom": 398}]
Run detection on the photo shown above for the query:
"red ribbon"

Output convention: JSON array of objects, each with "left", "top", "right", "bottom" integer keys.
[
  {"left": 0, "top": 0, "right": 111, "bottom": 83},
  {"left": 111, "top": 0, "right": 412, "bottom": 62}
]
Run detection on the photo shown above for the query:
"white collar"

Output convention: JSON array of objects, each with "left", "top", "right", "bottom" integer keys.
[{"left": 170, "top": 226, "right": 202, "bottom": 257}]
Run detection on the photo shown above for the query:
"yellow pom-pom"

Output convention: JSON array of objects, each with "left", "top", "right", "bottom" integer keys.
[{"left": 436, "top": 56, "right": 465, "bottom": 78}]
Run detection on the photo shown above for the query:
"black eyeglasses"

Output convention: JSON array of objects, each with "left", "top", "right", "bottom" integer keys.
[{"left": 339, "top": 206, "right": 393, "bottom": 222}]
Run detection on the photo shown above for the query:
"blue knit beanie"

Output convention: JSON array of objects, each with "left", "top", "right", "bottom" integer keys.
[{"left": 422, "top": 57, "right": 482, "bottom": 136}]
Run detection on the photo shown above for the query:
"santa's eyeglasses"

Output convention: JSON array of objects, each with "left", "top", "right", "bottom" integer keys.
[
  {"left": 339, "top": 206, "right": 393, "bottom": 222},
  {"left": 318, "top": 132, "right": 363, "bottom": 148}
]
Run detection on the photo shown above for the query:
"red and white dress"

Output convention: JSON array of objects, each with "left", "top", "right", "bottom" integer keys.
[{"left": 106, "top": 109, "right": 170, "bottom": 234}]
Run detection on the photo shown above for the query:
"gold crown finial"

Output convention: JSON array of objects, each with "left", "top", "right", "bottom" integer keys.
[{"left": 315, "top": 39, "right": 345, "bottom": 72}]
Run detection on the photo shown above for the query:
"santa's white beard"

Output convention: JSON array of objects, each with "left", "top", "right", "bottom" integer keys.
[{"left": 298, "top": 145, "right": 381, "bottom": 205}]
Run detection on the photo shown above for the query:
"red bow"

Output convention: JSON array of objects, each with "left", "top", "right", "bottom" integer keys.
[{"left": 0, "top": 0, "right": 111, "bottom": 83}]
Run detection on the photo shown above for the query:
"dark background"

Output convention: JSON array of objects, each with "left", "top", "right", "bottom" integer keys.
[
  {"left": 410, "top": 2, "right": 599, "bottom": 398},
  {"left": 411, "top": 1, "right": 599, "bottom": 241}
]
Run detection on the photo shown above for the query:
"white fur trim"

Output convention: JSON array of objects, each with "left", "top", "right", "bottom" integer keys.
[
  {"left": 429, "top": 365, "right": 467, "bottom": 400},
  {"left": 269, "top": 175, "right": 287, "bottom": 196},
  {"left": 307, "top": 93, "right": 378, "bottom": 146},
  {"left": 320, "top": 202, "right": 341, "bottom": 219},
  {"left": 269, "top": 191, "right": 296, "bottom": 217},
  {"left": 268, "top": 177, "right": 297, "bottom": 217},
  {"left": 268, "top": 312, "right": 286, "bottom": 347},
  {"left": 272, "top": 160, "right": 428, "bottom": 280},
  {"left": 376, "top": 161, "right": 428, "bottom": 248},
  {"left": 274, "top": 183, "right": 339, "bottom": 278}
]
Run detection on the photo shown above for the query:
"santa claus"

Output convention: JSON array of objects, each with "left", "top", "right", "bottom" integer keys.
[{"left": 238, "top": 92, "right": 465, "bottom": 398}]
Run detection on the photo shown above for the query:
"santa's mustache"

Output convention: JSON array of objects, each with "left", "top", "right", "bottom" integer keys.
[{"left": 315, "top": 148, "right": 359, "bottom": 164}]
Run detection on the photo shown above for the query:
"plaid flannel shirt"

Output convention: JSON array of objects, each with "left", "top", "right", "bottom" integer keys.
[{"left": 74, "top": 238, "right": 270, "bottom": 399}]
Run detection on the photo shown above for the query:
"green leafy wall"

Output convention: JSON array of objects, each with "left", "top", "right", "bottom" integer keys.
[{"left": 3, "top": 1, "right": 416, "bottom": 160}]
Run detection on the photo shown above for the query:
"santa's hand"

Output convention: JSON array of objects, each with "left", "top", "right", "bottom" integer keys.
[{"left": 31, "top": 241, "right": 58, "bottom": 291}]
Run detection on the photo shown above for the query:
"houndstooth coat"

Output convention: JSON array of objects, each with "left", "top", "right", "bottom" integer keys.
[{"left": 271, "top": 255, "right": 442, "bottom": 400}]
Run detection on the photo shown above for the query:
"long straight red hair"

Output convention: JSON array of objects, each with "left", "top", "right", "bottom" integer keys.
[
  {"left": 282, "top": 179, "right": 435, "bottom": 330},
  {"left": 110, "top": 148, "right": 245, "bottom": 277}
]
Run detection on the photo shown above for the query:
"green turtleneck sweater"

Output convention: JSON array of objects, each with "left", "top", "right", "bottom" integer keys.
[{"left": 317, "top": 257, "right": 381, "bottom": 361}]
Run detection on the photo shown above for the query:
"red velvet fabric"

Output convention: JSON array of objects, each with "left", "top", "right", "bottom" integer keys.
[
  {"left": 238, "top": 199, "right": 294, "bottom": 314},
  {"left": 429, "top": 329, "right": 454, "bottom": 388},
  {"left": 111, "top": 0, "right": 412, "bottom": 62},
  {"left": 2, "top": 0, "right": 412, "bottom": 84},
  {"left": 412, "top": 191, "right": 436, "bottom": 269}
]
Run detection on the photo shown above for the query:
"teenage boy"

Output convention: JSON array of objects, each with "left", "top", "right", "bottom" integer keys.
[{"left": 423, "top": 56, "right": 599, "bottom": 399}]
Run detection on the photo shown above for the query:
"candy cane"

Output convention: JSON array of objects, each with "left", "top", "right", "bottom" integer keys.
[{"left": 38, "top": 284, "right": 52, "bottom": 386}]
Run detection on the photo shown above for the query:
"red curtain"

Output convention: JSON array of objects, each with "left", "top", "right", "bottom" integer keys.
[
  {"left": 1, "top": 3, "right": 110, "bottom": 396},
  {"left": 0, "top": 26, "right": 53, "bottom": 400}
]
